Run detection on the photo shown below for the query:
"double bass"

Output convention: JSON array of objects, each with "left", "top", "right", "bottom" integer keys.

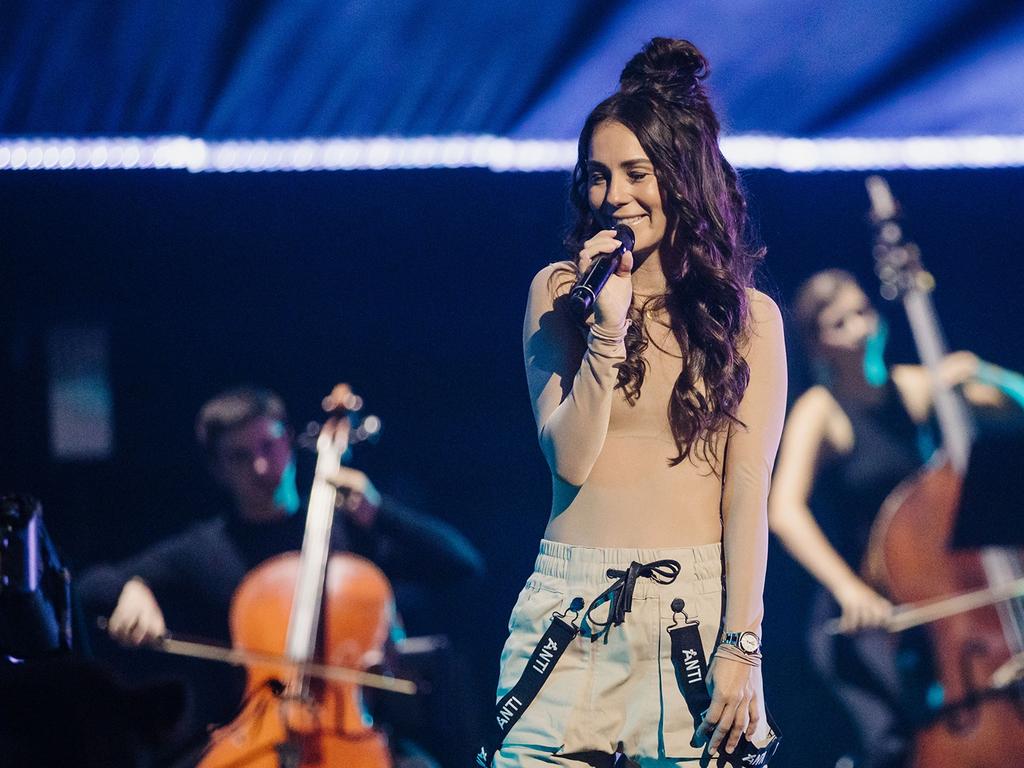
[{"left": 858, "top": 177, "right": 1024, "bottom": 766}]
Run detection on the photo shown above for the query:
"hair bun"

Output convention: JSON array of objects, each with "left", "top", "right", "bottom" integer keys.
[{"left": 619, "top": 37, "right": 709, "bottom": 101}]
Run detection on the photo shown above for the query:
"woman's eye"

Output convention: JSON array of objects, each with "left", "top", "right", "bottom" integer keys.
[
  {"left": 629, "top": 172, "right": 648, "bottom": 181},
  {"left": 589, "top": 172, "right": 606, "bottom": 184}
]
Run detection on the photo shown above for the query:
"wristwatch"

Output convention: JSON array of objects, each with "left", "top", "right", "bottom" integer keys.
[{"left": 722, "top": 630, "right": 762, "bottom": 655}]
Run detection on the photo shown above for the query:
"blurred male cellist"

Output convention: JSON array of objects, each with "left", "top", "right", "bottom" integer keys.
[{"left": 78, "top": 385, "right": 484, "bottom": 767}]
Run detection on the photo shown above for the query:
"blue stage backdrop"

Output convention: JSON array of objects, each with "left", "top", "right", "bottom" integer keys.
[
  {"left": 4, "top": 1, "right": 1024, "bottom": 764},
  {"left": 3, "top": 0, "right": 1024, "bottom": 138}
]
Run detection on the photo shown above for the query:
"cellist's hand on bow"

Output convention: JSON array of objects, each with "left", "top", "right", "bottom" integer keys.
[
  {"left": 108, "top": 577, "right": 166, "bottom": 646},
  {"left": 834, "top": 577, "right": 893, "bottom": 632}
]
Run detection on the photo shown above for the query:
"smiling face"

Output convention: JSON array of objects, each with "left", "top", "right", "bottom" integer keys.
[{"left": 586, "top": 120, "right": 667, "bottom": 258}]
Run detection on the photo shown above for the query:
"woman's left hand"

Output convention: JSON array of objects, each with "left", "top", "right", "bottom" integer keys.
[
  {"left": 940, "top": 350, "right": 981, "bottom": 387},
  {"left": 331, "top": 466, "right": 382, "bottom": 529},
  {"left": 695, "top": 653, "right": 765, "bottom": 757}
]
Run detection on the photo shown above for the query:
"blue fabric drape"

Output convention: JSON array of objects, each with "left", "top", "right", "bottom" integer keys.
[{"left": 2, "top": 0, "right": 1022, "bottom": 138}]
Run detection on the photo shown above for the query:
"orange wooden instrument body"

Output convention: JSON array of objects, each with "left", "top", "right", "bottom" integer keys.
[
  {"left": 867, "top": 462, "right": 1024, "bottom": 767},
  {"left": 195, "top": 553, "right": 395, "bottom": 768}
]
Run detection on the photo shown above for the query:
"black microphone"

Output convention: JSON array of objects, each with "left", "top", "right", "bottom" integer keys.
[{"left": 568, "top": 224, "right": 635, "bottom": 320}]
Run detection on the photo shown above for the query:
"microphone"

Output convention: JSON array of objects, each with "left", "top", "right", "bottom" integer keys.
[{"left": 568, "top": 224, "right": 635, "bottom": 320}]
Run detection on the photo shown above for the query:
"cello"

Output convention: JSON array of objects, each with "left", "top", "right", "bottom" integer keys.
[
  {"left": 858, "top": 177, "right": 1024, "bottom": 767},
  {"left": 194, "top": 384, "right": 402, "bottom": 768}
]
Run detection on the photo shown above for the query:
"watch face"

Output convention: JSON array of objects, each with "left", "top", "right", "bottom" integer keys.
[{"left": 739, "top": 633, "right": 759, "bottom": 653}]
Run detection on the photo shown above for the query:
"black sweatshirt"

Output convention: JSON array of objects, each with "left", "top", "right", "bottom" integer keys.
[{"left": 77, "top": 494, "right": 484, "bottom": 644}]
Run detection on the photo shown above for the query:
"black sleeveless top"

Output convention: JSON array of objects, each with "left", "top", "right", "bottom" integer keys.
[{"left": 816, "top": 379, "right": 924, "bottom": 568}]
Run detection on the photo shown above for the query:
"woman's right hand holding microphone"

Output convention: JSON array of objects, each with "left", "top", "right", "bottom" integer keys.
[{"left": 577, "top": 229, "right": 634, "bottom": 330}]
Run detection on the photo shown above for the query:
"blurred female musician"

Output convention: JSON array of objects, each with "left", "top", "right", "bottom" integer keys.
[
  {"left": 488, "top": 38, "right": 786, "bottom": 767},
  {"left": 768, "top": 268, "right": 1022, "bottom": 768}
]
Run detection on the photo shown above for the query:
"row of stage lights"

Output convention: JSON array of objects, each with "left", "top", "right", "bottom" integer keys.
[{"left": 2, "top": 135, "right": 1024, "bottom": 173}]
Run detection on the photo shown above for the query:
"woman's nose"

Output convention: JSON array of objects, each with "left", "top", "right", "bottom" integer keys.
[
  {"left": 606, "top": 175, "right": 631, "bottom": 207},
  {"left": 848, "top": 315, "right": 871, "bottom": 341}
]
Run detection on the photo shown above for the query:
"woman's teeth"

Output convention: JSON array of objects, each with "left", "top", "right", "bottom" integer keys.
[{"left": 616, "top": 215, "right": 645, "bottom": 226}]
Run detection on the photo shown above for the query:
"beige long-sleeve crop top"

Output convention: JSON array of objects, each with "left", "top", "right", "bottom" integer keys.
[{"left": 523, "top": 262, "right": 787, "bottom": 631}]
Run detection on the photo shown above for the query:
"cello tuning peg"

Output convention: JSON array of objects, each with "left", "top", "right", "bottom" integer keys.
[
  {"left": 296, "top": 422, "right": 321, "bottom": 450},
  {"left": 352, "top": 415, "right": 382, "bottom": 445},
  {"left": 880, "top": 221, "right": 902, "bottom": 244}
]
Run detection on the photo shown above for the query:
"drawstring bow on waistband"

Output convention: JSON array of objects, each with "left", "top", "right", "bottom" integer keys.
[{"left": 585, "top": 559, "right": 682, "bottom": 628}]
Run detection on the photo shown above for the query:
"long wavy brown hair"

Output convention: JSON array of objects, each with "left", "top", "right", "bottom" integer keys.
[{"left": 560, "top": 37, "right": 764, "bottom": 467}]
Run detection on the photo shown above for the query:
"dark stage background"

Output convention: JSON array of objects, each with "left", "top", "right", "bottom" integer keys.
[{"left": 2, "top": 166, "right": 1023, "bottom": 766}]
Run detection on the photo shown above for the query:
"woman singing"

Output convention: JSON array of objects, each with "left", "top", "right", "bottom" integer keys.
[{"left": 488, "top": 38, "right": 786, "bottom": 767}]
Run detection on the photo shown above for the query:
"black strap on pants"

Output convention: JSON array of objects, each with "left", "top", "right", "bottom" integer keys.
[
  {"left": 668, "top": 617, "right": 782, "bottom": 767},
  {"left": 477, "top": 600, "right": 583, "bottom": 767},
  {"left": 480, "top": 559, "right": 681, "bottom": 766}
]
